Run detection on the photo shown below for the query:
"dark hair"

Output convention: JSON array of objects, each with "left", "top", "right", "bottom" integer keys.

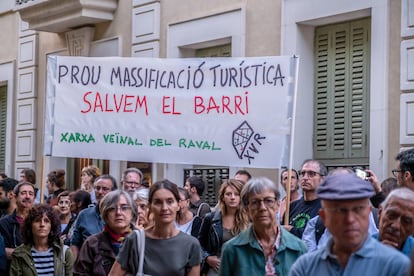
[
  {"left": 396, "top": 148, "right": 414, "bottom": 182},
  {"left": 21, "top": 168, "right": 36, "bottom": 185},
  {"left": 95, "top": 174, "right": 118, "bottom": 190},
  {"left": 178, "top": 187, "right": 190, "bottom": 200},
  {"left": 47, "top": 169, "right": 66, "bottom": 189},
  {"left": 22, "top": 204, "right": 60, "bottom": 246},
  {"left": 280, "top": 168, "right": 299, "bottom": 181},
  {"left": 186, "top": 176, "right": 205, "bottom": 196},
  {"left": 381, "top": 177, "right": 398, "bottom": 196},
  {"left": 72, "top": 190, "right": 92, "bottom": 209},
  {"left": 141, "top": 177, "right": 150, "bottom": 188},
  {"left": 301, "top": 159, "right": 328, "bottom": 176},
  {"left": 13, "top": 181, "right": 35, "bottom": 196},
  {"left": 0, "top": 178, "right": 19, "bottom": 194},
  {"left": 0, "top": 173, "right": 7, "bottom": 179},
  {"left": 235, "top": 170, "right": 252, "bottom": 181},
  {"left": 149, "top": 179, "right": 180, "bottom": 203}
]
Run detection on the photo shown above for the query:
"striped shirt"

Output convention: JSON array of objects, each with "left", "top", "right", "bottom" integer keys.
[{"left": 31, "top": 247, "right": 55, "bottom": 276}]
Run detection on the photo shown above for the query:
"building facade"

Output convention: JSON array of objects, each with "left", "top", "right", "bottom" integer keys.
[{"left": 0, "top": 0, "right": 412, "bottom": 196}]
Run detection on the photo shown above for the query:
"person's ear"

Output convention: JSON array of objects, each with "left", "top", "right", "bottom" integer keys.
[{"left": 404, "top": 171, "right": 411, "bottom": 181}]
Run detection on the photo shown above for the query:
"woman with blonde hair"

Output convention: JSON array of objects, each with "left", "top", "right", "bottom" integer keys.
[
  {"left": 198, "top": 179, "right": 249, "bottom": 275},
  {"left": 80, "top": 165, "right": 101, "bottom": 204}
]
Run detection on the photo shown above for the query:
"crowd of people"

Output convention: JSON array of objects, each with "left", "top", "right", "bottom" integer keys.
[{"left": 0, "top": 148, "right": 413, "bottom": 275}]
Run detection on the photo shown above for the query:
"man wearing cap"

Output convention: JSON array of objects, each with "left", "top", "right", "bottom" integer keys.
[
  {"left": 373, "top": 187, "right": 414, "bottom": 257},
  {"left": 290, "top": 173, "right": 410, "bottom": 276}
]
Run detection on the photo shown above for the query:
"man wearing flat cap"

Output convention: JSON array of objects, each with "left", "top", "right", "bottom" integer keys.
[{"left": 290, "top": 173, "right": 410, "bottom": 276}]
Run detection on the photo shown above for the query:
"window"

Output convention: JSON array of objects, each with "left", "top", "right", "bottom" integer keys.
[
  {"left": 195, "top": 44, "right": 231, "bottom": 57},
  {"left": 314, "top": 18, "right": 370, "bottom": 166}
]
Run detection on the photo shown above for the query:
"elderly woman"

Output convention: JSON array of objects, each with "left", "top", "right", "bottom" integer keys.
[
  {"left": 73, "top": 190, "right": 137, "bottom": 276},
  {"left": 132, "top": 188, "right": 151, "bottom": 229},
  {"left": 109, "top": 179, "right": 202, "bottom": 276},
  {"left": 10, "top": 204, "right": 74, "bottom": 276},
  {"left": 219, "top": 177, "right": 307, "bottom": 276}
]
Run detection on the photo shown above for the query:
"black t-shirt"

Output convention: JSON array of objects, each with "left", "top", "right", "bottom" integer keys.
[{"left": 284, "top": 198, "right": 321, "bottom": 238}]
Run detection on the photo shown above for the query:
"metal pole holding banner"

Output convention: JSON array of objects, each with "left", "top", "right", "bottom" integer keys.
[{"left": 283, "top": 55, "right": 299, "bottom": 226}]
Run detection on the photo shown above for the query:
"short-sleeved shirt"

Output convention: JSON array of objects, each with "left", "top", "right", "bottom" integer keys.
[
  {"left": 289, "top": 236, "right": 410, "bottom": 276},
  {"left": 284, "top": 198, "right": 321, "bottom": 238},
  {"left": 116, "top": 230, "right": 201, "bottom": 276}
]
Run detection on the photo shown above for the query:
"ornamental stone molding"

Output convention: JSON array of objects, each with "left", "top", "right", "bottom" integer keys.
[
  {"left": 66, "top": 26, "right": 95, "bottom": 56},
  {"left": 15, "top": 0, "right": 118, "bottom": 33}
]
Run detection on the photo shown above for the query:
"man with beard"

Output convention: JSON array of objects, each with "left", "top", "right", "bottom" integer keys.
[
  {"left": 373, "top": 187, "right": 414, "bottom": 257},
  {"left": 0, "top": 178, "right": 18, "bottom": 218},
  {"left": 283, "top": 160, "right": 327, "bottom": 238},
  {"left": 393, "top": 148, "right": 414, "bottom": 189},
  {"left": 0, "top": 182, "right": 35, "bottom": 272},
  {"left": 121, "top": 167, "right": 144, "bottom": 196}
]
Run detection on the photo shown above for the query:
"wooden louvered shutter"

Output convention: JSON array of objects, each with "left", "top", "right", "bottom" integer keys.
[
  {"left": 314, "top": 18, "right": 370, "bottom": 165},
  {"left": 0, "top": 86, "right": 7, "bottom": 172},
  {"left": 349, "top": 19, "right": 370, "bottom": 159}
]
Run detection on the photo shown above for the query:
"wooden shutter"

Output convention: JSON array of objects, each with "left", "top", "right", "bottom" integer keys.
[
  {"left": 0, "top": 86, "right": 7, "bottom": 172},
  {"left": 314, "top": 18, "right": 370, "bottom": 165}
]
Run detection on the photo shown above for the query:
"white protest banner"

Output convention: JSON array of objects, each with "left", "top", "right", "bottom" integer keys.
[{"left": 45, "top": 56, "right": 297, "bottom": 168}]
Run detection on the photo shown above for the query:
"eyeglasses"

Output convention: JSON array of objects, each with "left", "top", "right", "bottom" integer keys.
[
  {"left": 392, "top": 169, "right": 402, "bottom": 177},
  {"left": 299, "top": 170, "right": 321, "bottom": 178},
  {"left": 108, "top": 204, "right": 132, "bottom": 213},
  {"left": 124, "top": 181, "right": 141, "bottom": 187},
  {"left": 323, "top": 204, "right": 370, "bottom": 216},
  {"left": 248, "top": 197, "right": 277, "bottom": 210}
]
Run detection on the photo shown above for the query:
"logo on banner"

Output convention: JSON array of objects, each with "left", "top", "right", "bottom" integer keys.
[{"left": 232, "top": 121, "right": 266, "bottom": 165}]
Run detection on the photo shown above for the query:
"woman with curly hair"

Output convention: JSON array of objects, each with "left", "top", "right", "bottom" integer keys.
[
  {"left": 10, "top": 204, "right": 74, "bottom": 276},
  {"left": 198, "top": 179, "right": 249, "bottom": 276}
]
